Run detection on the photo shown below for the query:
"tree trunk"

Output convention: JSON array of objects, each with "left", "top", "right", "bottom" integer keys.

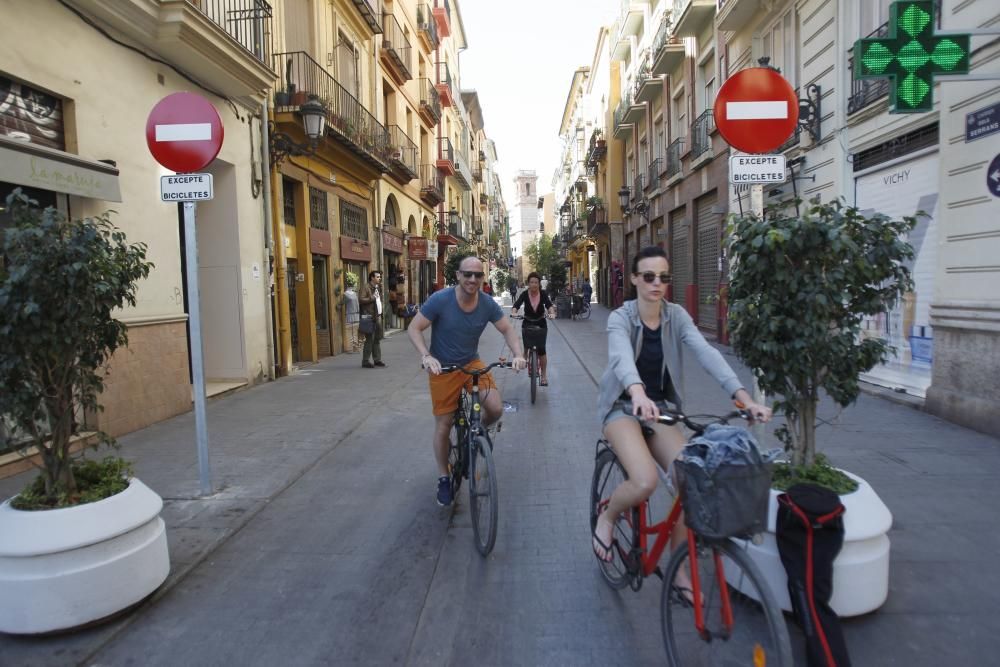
[{"left": 800, "top": 397, "right": 818, "bottom": 468}]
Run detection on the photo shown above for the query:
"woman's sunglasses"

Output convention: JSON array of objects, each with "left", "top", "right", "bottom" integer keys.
[
  {"left": 636, "top": 271, "right": 671, "bottom": 284},
  {"left": 461, "top": 271, "right": 485, "bottom": 279}
]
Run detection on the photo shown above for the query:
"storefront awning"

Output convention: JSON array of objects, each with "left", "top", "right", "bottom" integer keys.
[{"left": 0, "top": 135, "right": 122, "bottom": 202}]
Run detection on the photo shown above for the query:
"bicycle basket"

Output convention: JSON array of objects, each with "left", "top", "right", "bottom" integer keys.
[
  {"left": 522, "top": 325, "right": 547, "bottom": 350},
  {"left": 676, "top": 459, "right": 773, "bottom": 540}
]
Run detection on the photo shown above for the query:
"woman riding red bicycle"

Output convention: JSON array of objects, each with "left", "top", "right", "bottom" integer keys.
[
  {"left": 592, "top": 246, "right": 771, "bottom": 595},
  {"left": 510, "top": 272, "right": 556, "bottom": 386}
]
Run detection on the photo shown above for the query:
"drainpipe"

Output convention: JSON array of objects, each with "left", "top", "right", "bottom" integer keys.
[{"left": 257, "top": 12, "right": 276, "bottom": 381}]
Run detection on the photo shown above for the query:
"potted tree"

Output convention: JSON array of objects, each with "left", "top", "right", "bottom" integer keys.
[
  {"left": 0, "top": 192, "right": 167, "bottom": 634},
  {"left": 725, "top": 197, "right": 917, "bottom": 617}
]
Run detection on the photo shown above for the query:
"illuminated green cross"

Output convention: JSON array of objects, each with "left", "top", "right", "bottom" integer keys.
[{"left": 853, "top": 0, "right": 970, "bottom": 113}]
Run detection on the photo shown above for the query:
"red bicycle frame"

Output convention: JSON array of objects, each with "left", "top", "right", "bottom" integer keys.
[{"left": 633, "top": 496, "right": 737, "bottom": 639}]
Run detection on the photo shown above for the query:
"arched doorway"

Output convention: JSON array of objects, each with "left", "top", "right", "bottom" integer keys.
[{"left": 382, "top": 195, "right": 403, "bottom": 329}]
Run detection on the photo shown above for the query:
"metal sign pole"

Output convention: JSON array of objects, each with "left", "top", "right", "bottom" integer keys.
[
  {"left": 750, "top": 183, "right": 767, "bottom": 439},
  {"left": 183, "top": 201, "right": 212, "bottom": 495}
]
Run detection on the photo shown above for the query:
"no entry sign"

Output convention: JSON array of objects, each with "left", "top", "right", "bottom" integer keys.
[
  {"left": 713, "top": 68, "right": 798, "bottom": 154},
  {"left": 145, "top": 92, "right": 224, "bottom": 172}
]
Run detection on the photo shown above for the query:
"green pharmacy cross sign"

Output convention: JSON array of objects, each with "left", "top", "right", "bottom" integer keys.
[{"left": 853, "top": 0, "right": 969, "bottom": 113}]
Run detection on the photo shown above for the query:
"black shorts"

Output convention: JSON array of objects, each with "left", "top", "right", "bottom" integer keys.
[{"left": 522, "top": 325, "right": 547, "bottom": 356}]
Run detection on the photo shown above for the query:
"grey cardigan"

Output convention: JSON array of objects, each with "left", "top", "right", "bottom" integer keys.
[{"left": 597, "top": 299, "right": 745, "bottom": 420}]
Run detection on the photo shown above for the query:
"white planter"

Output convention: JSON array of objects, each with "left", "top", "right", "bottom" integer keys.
[
  {"left": 0, "top": 478, "right": 170, "bottom": 634},
  {"left": 731, "top": 470, "right": 892, "bottom": 618}
]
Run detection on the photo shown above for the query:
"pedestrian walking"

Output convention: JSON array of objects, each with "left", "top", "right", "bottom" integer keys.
[
  {"left": 582, "top": 278, "right": 593, "bottom": 303},
  {"left": 358, "top": 270, "right": 386, "bottom": 368}
]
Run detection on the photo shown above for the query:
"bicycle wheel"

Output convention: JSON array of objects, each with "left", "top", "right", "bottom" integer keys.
[
  {"left": 450, "top": 398, "right": 469, "bottom": 493},
  {"left": 529, "top": 348, "right": 538, "bottom": 404},
  {"left": 469, "top": 434, "right": 499, "bottom": 555},
  {"left": 590, "top": 447, "right": 640, "bottom": 589},
  {"left": 660, "top": 537, "right": 792, "bottom": 667},
  {"left": 579, "top": 302, "right": 592, "bottom": 320}
]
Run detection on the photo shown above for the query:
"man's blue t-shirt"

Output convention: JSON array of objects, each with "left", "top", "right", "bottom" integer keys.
[{"left": 420, "top": 287, "right": 504, "bottom": 366}]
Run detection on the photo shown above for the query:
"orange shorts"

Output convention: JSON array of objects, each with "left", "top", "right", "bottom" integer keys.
[{"left": 429, "top": 359, "right": 497, "bottom": 416}]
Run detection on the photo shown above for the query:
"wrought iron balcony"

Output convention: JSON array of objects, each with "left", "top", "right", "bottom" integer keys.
[
  {"left": 453, "top": 148, "right": 473, "bottom": 191},
  {"left": 651, "top": 13, "right": 685, "bottom": 76},
  {"left": 690, "top": 109, "right": 714, "bottom": 159},
  {"left": 634, "top": 61, "right": 662, "bottom": 104},
  {"left": 848, "top": 22, "right": 890, "bottom": 115},
  {"left": 273, "top": 51, "right": 389, "bottom": 171},
  {"left": 419, "top": 164, "right": 444, "bottom": 205},
  {"left": 418, "top": 78, "right": 441, "bottom": 125},
  {"left": 614, "top": 93, "right": 634, "bottom": 139},
  {"left": 672, "top": 0, "right": 715, "bottom": 37},
  {"left": 647, "top": 158, "right": 662, "bottom": 189},
  {"left": 387, "top": 125, "right": 418, "bottom": 182},
  {"left": 436, "top": 61, "right": 454, "bottom": 107},
  {"left": 351, "top": 0, "right": 383, "bottom": 34},
  {"left": 65, "top": 0, "right": 275, "bottom": 102},
  {"left": 587, "top": 206, "right": 608, "bottom": 236},
  {"left": 380, "top": 12, "right": 412, "bottom": 83},
  {"left": 666, "top": 138, "right": 683, "bottom": 178},
  {"left": 433, "top": 0, "right": 452, "bottom": 38},
  {"left": 586, "top": 130, "right": 607, "bottom": 168},
  {"left": 472, "top": 160, "right": 483, "bottom": 182},
  {"left": 436, "top": 136, "right": 455, "bottom": 176},
  {"left": 416, "top": 3, "right": 439, "bottom": 52}
]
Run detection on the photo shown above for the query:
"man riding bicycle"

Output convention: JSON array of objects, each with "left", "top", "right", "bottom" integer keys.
[
  {"left": 407, "top": 255, "right": 527, "bottom": 506},
  {"left": 510, "top": 272, "right": 556, "bottom": 386}
]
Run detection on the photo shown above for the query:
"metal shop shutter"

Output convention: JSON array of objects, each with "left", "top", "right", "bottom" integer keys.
[
  {"left": 669, "top": 208, "right": 690, "bottom": 309},
  {"left": 695, "top": 193, "right": 720, "bottom": 332}
]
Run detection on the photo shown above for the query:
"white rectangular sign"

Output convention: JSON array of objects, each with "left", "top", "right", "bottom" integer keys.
[
  {"left": 729, "top": 154, "right": 786, "bottom": 184},
  {"left": 160, "top": 173, "right": 213, "bottom": 201}
]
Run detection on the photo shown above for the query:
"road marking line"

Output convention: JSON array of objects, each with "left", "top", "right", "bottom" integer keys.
[
  {"left": 155, "top": 123, "right": 212, "bottom": 142},
  {"left": 726, "top": 101, "right": 788, "bottom": 120}
]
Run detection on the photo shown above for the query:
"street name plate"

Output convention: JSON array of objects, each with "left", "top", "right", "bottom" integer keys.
[
  {"left": 160, "top": 173, "right": 214, "bottom": 201},
  {"left": 729, "top": 154, "right": 787, "bottom": 184}
]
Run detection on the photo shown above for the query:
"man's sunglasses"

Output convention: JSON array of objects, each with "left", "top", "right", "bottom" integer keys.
[
  {"left": 636, "top": 271, "right": 671, "bottom": 284},
  {"left": 460, "top": 271, "right": 485, "bottom": 279}
]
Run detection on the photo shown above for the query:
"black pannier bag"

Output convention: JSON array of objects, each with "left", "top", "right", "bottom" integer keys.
[{"left": 777, "top": 483, "right": 852, "bottom": 667}]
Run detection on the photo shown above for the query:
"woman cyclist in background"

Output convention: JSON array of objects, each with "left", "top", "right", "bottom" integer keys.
[{"left": 510, "top": 272, "right": 556, "bottom": 386}]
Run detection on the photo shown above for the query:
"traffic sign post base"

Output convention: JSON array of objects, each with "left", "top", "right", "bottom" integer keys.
[{"left": 183, "top": 201, "right": 213, "bottom": 496}]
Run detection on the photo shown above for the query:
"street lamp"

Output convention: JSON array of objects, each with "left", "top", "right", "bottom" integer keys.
[
  {"left": 269, "top": 96, "right": 327, "bottom": 166},
  {"left": 618, "top": 185, "right": 631, "bottom": 213},
  {"left": 448, "top": 208, "right": 460, "bottom": 237}
]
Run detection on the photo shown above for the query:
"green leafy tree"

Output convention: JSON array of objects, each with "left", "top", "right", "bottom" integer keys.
[
  {"left": 727, "top": 198, "right": 915, "bottom": 470},
  {"left": 443, "top": 244, "right": 477, "bottom": 285},
  {"left": 0, "top": 192, "right": 153, "bottom": 507}
]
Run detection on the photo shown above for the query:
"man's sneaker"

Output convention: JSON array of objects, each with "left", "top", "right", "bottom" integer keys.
[{"left": 436, "top": 476, "right": 453, "bottom": 507}]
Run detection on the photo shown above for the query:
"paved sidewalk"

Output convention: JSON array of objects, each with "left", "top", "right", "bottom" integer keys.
[{"left": 2, "top": 304, "right": 999, "bottom": 665}]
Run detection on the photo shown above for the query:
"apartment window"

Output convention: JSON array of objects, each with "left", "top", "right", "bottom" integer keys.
[
  {"left": 860, "top": 0, "right": 893, "bottom": 34},
  {"left": 309, "top": 187, "right": 328, "bottom": 230},
  {"left": 655, "top": 119, "right": 665, "bottom": 160},
  {"left": 338, "top": 32, "right": 359, "bottom": 99},
  {"left": 282, "top": 178, "right": 296, "bottom": 227},
  {"left": 759, "top": 10, "right": 798, "bottom": 88},
  {"left": 700, "top": 56, "right": 716, "bottom": 114},
  {"left": 340, "top": 200, "right": 368, "bottom": 240},
  {"left": 672, "top": 88, "right": 686, "bottom": 140}
]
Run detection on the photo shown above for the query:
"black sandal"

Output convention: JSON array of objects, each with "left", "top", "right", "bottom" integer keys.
[{"left": 592, "top": 529, "right": 616, "bottom": 563}]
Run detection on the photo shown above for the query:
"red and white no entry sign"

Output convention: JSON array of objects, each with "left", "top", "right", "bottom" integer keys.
[
  {"left": 145, "top": 92, "right": 224, "bottom": 173},
  {"left": 713, "top": 68, "right": 798, "bottom": 154}
]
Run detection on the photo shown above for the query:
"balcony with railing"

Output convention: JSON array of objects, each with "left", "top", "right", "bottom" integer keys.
[
  {"left": 273, "top": 51, "right": 389, "bottom": 171},
  {"left": 690, "top": 109, "right": 715, "bottom": 159},
  {"left": 666, "top": 138, "right": 683, "bottom": 178},
  {"left": 433, "top": 0, "right": 451, "bottom": 38},
  {"left": 386, "top": 125, "right": 418, "bottom": 183},
  {"left": 453, "top": 146, "right": 473, "bottom": 190},
  {"left": 634, "top": 61, "right": 662, "bottom": 104},
  {"left": 351, "top": 0, "right": 383, "bottom": 33},
  {"left": 647, "top": 157, "right": 662, "bottom": 190},
  {"left": 614, "top": 94, "right": 635, "bottom": 139},
  {"left": 416, "top": 3, "right": 439, "bottom": 52},
  {"left": 65, "top": 0, "right": 275, "bottom": 102},
  {"left": 418, "top": 78, "right": 441, "bottom": 125},
  {"left": 436, "top": 61, "right": 454, "bottom": 107},
  {"left": 586, "top": 130, "right": 608, "bottom": 169},
  {"left": 848, "top": 22, "right": 891, "bottom": 116},
  {"left": 420, "top": 164, "right": 444, "bottom": 205},
  {"left": 380, "top": 12, "right": 412, "bottom": 84},
  {"left": 651, "top": 13, "right": 685, "bottom": 76},
  {"left": 436, "top": 136, "right": 455, "bottom": 176},
  {"left": 618, "top": 0, "right": 649, "bottom": 37},
  {"left": 632, "top": 174, "right": 646, "bottom": 201},
  {"left": 673, "top": 0, "right": 715, "bottom": 37},
  {"left": 587, "top": 206, "right": 609, "bottom": 236},
  {"left": 472, "top": 160, "right": 483, "bottom": 182},
  {"left": 717, "top": 0, "right": 763, "bottom": 31}
]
